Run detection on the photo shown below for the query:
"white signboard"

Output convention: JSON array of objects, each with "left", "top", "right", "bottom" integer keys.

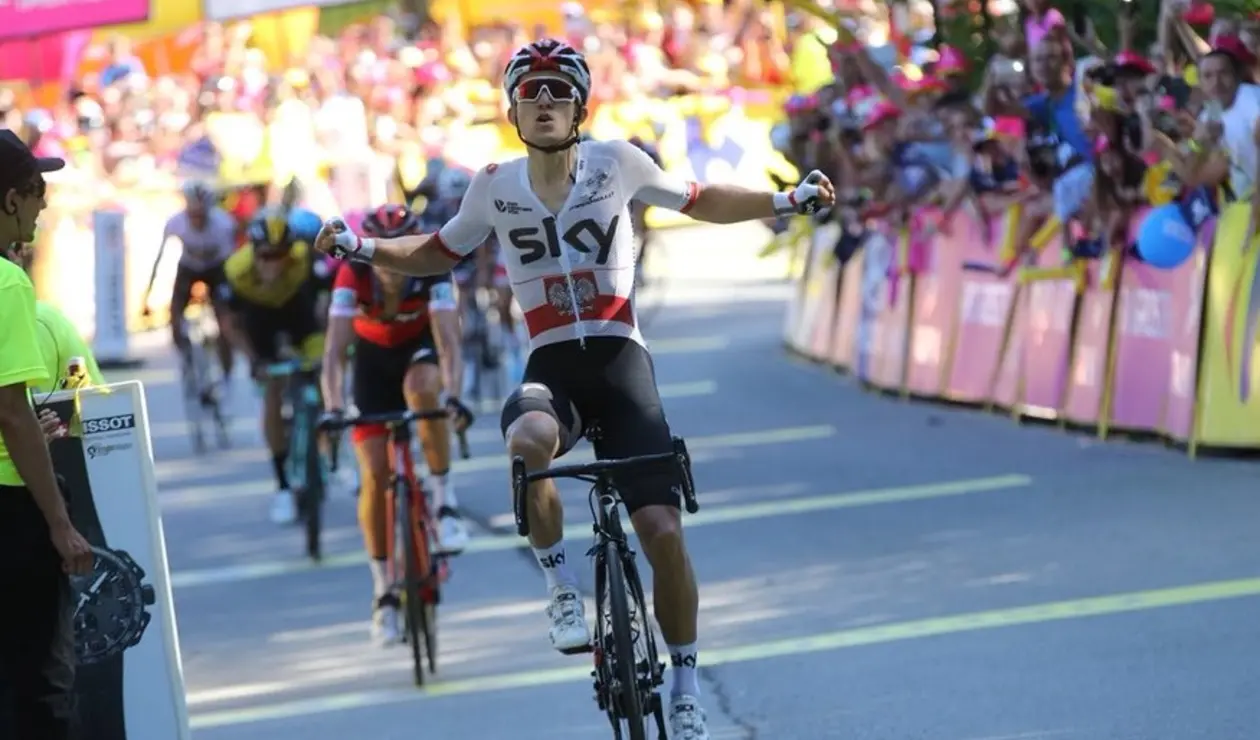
[
  {"left": 45, "top": 382, "right": 190, "bottom": 740},
  {"left": 91, "top": 210, "right": 133, "bottom": 367}
]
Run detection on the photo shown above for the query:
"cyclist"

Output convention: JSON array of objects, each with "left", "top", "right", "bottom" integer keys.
[
  {"left": 142, "top": 181, "right": 236, "bottom": 382},
  {"left": 321, "top": 204, "right": 472, "bottom": 643},
  {"left": 219, "top": 206, "right": 334, "bottom": 524},
  {"left": 313, "top": 38, "right": 834, "bottom": 738}
]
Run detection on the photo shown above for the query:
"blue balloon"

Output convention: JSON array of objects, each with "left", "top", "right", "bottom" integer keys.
[{"left": 1136, "top": 204, "right": 1197, "bottom": 269}]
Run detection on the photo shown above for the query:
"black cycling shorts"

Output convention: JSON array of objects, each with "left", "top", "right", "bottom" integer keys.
[
  {"left": 240, "top": 297, "right": 322, "bottom": 366},
  {"left": 499, "top": 337, "right": 681, "bottom": 515},
  {"left": 352, "top": 330, "right": 440, "bottom": 418},
  {"left": 171, "top": 263, "right": 227, "bottom": 309}
]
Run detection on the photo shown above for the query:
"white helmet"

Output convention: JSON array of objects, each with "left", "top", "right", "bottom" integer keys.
[{"left": 502, "top": 39, "right": 592, "bottom": 105}]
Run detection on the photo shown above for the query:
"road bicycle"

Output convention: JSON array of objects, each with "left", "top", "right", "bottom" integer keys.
[
  {"left": 512, "top": 434, "right": 699, "bottom": 740},
  {"left": 325, "top": 409, "right": 472, "bottom": 686},
  {"left": 264, "top": 358, "right": 326, "bottom": 561},
  {"left": 179, "top": 291, "right": 230, "bottom": 454}
]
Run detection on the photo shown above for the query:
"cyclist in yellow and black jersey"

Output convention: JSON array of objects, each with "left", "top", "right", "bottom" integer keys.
[{"left": 218, "top": 206, "right": 335, "bottom": 524}]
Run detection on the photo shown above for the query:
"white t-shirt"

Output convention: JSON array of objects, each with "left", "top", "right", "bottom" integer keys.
[
  {"left": 435, "top": 140, "right": 699, "bottom": 351},
  {"left": 163, "top": 208, "right": 237, "bottom": 272},
  {"left": 1210, "top": 83, "right": 1260, "bottom": 198}
]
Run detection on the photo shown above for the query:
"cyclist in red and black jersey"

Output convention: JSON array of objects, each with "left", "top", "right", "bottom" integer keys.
[{"left": 320, "top": 204, "right": 472, "bottom": 644}]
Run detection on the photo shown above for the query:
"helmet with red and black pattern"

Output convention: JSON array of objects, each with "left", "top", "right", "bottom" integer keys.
[{"left": 502, "top": 39, "right": 592, "bottom": 105}]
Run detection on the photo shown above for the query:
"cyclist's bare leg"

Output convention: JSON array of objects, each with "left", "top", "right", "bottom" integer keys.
[
  {"left": 210, "top": 300, "right": 235, "bottom": 380},
  {"left": 505, "top": 412, "right": 566, "bottom": 551},
  {"left": 631, "top": 504, "right": 700, "bottom": 694},
  {"left": 171, "top": 281, "right": 192, "bottom": 358},
  {"left": 353, "top": 433, "right": 401, "bottom": 641},
  {"left": 506, "top": 403, "right": 588, "bottom": 652},
  {"left": 403, "top": 363, "right": 451, "bottom": 506},
  {"left": 354, "top": 435, "right": 391, "bottom": 589},
  {"left": 262, "top": 378, "right": 290, "bottom": 490}
]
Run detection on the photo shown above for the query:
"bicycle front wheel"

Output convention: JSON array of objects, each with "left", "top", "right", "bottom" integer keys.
[
  {"left": 604, "top": 539, "right": 647, "bottom": 740},
  {"left": 399, "top": 480, "right": 427, "bottom": 686}
]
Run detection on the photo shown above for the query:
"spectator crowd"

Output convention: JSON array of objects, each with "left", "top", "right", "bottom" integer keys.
[
  {"left": 775, "top": 0, "right": 1260, "bottom": 270},
  {"left": 1, "top": 1, "right": 809, "bottom": 208}
]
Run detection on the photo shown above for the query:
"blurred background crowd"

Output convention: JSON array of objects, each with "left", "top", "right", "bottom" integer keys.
[{"left": 4, "top": 0, "right": 1260, "bottom": 310}]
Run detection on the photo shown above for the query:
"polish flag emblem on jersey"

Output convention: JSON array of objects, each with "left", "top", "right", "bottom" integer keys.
[{"left": 526, "top": 270, "right": 633, "bottom": 335}]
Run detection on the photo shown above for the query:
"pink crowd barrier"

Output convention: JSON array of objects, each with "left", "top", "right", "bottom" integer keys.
[{"left": 782, "top": 205, "right": 1215, "bottom": 442}]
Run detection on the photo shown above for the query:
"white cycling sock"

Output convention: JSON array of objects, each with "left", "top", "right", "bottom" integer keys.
[
  {"left": 368, "top": 558, "right": 390, "bottom": 599},
  {"left": 437, "top": 474, "right": 458, "bottom": 509},
  {"left": 668, "top": 643, "right": 700, "bottom": 698},
  {"left": 534, "top": 542, "right": 578, "bottom": 591}
]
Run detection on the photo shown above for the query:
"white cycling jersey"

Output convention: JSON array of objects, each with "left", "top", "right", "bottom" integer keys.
[
  {"left": 163, "top": 207, "right": 237, "bottom": 272},
  {"left": 435, "top": 140, "right": 699, "bottom": 351}
]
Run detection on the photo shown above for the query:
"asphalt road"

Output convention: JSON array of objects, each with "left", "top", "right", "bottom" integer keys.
[{"left": 111, "top": 223, "right": 1260, "bottom": 740}]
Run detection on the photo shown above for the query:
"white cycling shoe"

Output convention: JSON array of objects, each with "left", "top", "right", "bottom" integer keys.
[
  {"left": 372, "top": 594, "right": 403, "bottom": 646},
  {"left": 435, "top": 507, "right": 470, "bottom": 555},
  {"left": 546, "top": 585, "right": 592, "bottom": 653},
  {"left": 668, "top": 695, "right": 711, "bottom": 740},
  {"left": 270, "top": 489, "right": 297, "bottom": 525}
]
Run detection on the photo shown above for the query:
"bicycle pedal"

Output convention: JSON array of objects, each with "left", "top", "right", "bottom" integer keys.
[{"left": 560, "top": 643, "right": 594, "bottom": 656}]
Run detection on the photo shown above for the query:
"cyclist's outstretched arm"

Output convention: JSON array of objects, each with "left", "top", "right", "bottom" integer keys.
[
  {"left": 143, "top": 225, "right": 173, "bottom": 308},
  {"left": 321, "top": 262, "right": 358, "bottom": 409},
  {"left": 318, "top": 170, "right": 493, "bottom": 277},
  {"left": 616, "top": 139, "right": 835, "bottom": 223},
  {"left": 427, "top": 277, "right": 463, "bottom": 400}
]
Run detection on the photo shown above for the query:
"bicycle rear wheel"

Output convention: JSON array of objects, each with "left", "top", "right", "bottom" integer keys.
[
  {"left": 603, "top": 539, "right": 647, "bottom": 740},
  {"left": 399, "top": 479, "right": 427, "bottom": 686}
]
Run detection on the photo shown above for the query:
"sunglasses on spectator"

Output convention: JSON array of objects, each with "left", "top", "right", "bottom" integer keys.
[{"left": 514, "top": 76, "right": 580, "bottom": 104}]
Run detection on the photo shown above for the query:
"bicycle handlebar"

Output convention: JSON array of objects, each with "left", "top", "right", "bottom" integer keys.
[
  {"left": 323, "top": 408, "right": 471, "bottom": 472},
  {"left": 521, "top": 451, "right": 679, "bottom": 484},
  {"left": 263, "top": 358, "right": 322, "bottom": 377},
  {"left": 512, "top": 438, "right": 699, "bottom": 538}
]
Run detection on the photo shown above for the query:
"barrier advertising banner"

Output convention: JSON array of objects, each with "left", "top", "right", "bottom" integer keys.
[
  {"left": 1161, "top": 245, "right": 1209, "bottom": 442},
  {"left": 806, "top": 224, "right": 843, "bottom": 360},
  {"left": 1110, "top": 258, "right": 1181, "bottom": 432},
  {"left": 829, "top": 248, "right": 866, "bottom": 371},
  {"left": 0, "top": 0, "right": 149, "bottom": 41},
  {"left": 855, "top": 229, "right": 894, "bottom": 382},
  {"left": 945, "top": 215, "right": 1017, "bottom": 403},
  {"left": 906, "top": 215, "right": 965, "bottom": 397},
  {"left": 1062, "top": 256, "right": 1118, "bottom": 426},
  {"left": 990, "top": 280, "right": 1026, "bottom": 409},
  {"left": 1018, "top": 240, "right": 1079, "bottom": 418},
  {"left": 1193, "top": 204, "right": 1260, "bottom": 446}
]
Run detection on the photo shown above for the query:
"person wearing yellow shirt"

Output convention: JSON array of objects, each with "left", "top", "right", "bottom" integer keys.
[{"left": 0, "top": 129, "right": 92, "bottom": 740}]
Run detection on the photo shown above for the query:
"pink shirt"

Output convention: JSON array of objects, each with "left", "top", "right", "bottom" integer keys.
[{"left": 1025, "top": 8, "right": 1065, "bottom": 51}]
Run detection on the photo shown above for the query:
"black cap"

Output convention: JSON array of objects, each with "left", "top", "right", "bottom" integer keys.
[{"left": 0, "top": 128, "right": 65, "bottom": 193}]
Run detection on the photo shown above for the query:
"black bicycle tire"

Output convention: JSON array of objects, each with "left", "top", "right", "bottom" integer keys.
[
  {"left": 422, "top": 600, "right": 438, "bottom": 675},
  {"left": 604, "top": 539, "right": 647, "bottom": 740},
  {"left": 399, "top": 479, "right": 426, "bottom": 686},
  {"left": 302, "top": 409, "right": 324, "bottom": 561}
]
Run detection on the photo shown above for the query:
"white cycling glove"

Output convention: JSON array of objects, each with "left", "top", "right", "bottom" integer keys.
[
  {"left": 773, "top": 170, "right": 831, "bottom": 216},
  {"left": 321, "top": 218, "right": 376, "bottom": 262}
]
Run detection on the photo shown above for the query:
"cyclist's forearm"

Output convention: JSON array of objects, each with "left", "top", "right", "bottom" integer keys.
[
  {"left": 221, "top": 313, "right": 258, "bottom": 365},
  {"left": 363, "top": 234, "right": 459, "bottom": 277},
  {"left": 322, "top": 362, "right": 346, "bottom": 410},
  {"left": 432, "top": 313, "right": 463, "bottom": 396},
  {"left": 686, "top": 184, "right": 780, "bottom": 223}
]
